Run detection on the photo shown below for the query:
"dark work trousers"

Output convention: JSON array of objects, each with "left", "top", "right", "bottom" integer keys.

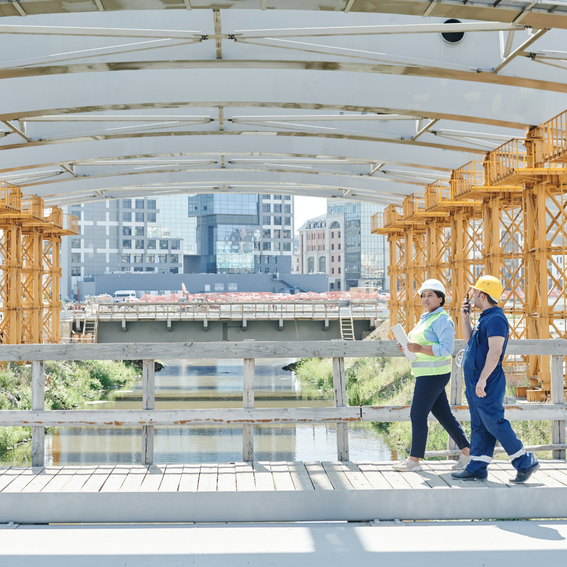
[{"left": 409, "top": 372, "right": 470, "bottom": 459}]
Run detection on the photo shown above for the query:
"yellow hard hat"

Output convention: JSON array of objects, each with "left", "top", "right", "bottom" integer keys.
[{"left": 471, "top": 276, "right": 503, "bottom": 302}]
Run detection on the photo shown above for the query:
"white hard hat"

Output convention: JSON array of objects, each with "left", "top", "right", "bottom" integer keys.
[{"left": 417, "top": 279, "right": 446, "bottom": 297}]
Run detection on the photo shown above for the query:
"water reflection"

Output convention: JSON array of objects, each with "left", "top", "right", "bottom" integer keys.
[{"left": 43, "top": 358, "right": 392, "bottom": 465}]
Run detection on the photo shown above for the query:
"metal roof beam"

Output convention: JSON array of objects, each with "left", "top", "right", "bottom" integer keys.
[
  {"left": 0, "top": 25, "right": 203, "bottom": 39},
  {"left": 230, "top": 114, "right": 424, "bottom": 122},
  {"left": 493, "top": 28, "right": 549, "bottom": 73}
]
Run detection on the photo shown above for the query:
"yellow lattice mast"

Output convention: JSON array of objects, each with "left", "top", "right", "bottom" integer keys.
[{"left": 0, "top": 185, "right": 78, "bottom": 344}]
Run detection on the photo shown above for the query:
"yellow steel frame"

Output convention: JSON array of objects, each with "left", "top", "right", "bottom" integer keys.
[
  {"left": 0, "top": 185, "right": 77, "bottom": 344},
  {"left": 371, "top": 107, "right": 567, "bottom": 392}
]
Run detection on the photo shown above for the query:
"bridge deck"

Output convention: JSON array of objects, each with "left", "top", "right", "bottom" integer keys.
[{"left": 1, "top": 459, "right": 567, "bottom": 523}]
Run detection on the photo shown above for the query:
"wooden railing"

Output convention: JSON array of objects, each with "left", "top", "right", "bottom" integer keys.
[{"left": 0, "top": 340, "right": 565, "bottom": 467}]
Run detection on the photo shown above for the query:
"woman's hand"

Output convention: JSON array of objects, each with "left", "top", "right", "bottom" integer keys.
[
  {"left": 396, "top": 342, "right": 404, "bottom": 353},
  {"left": 406, "top": 342, "right": 422, "bottom": 353}
]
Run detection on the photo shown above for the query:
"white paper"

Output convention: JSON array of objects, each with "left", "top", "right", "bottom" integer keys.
[{"left": 391, "top": 324, "right": 418, "bottom": 361}]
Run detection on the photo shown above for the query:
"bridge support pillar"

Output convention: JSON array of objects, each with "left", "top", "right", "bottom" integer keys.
[
  {"left": 241, "top": 318, "right": 247, "bottom": 332},
  {"left": 167, "top": 318, "right": 172, "bottom": 332},
  {"left": 278, "top": 319, "right": 284, "bottom": 332},
  {"left": 323, "top": 318, "right": 329, "bottom": 331},
  {"left": 203, "top": 318, "right": 209, "bottom": 332},
  {"left": 121, "top": 319, "right": 127, "bottom": 332},
  {"left": 243, "top": 340, "right": 255, "bottom": 462}
]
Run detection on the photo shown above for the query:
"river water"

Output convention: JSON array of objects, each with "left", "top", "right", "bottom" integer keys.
[{"left": 39, "top": 358, "right": 392, "bottom": 465}]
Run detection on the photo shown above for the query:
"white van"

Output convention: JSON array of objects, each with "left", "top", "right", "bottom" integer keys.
[{"left": 113, "top": 290, "right": 137, "bottom": 302}]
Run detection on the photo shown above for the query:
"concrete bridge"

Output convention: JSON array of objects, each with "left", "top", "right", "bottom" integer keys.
[
  {"left": 63, "top": 300, "right": 388, "bottom": 343},
  {"left": 0, "top": 339, "right": 566, "bottom": 524}
]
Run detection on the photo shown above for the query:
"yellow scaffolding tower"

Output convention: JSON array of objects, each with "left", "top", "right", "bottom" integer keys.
[{"left": 0, "top": 185, "right": 78, "bottom": 345}]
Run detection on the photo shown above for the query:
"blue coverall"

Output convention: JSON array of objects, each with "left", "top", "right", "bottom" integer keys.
[{"left": 462, "top": 306, "right": 538, "bottom": 478}]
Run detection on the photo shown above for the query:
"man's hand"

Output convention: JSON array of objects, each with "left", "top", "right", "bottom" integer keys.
[
  {"left": 476, "top": 378, "right": 487, "bottom": 398},
  {"left": 461, "top": 296, "right": 471, "bottom": 318}
]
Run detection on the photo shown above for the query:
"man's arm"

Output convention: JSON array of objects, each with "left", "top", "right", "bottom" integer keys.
[{"left": 475, "top": 336, "right": 505, "bottom": 398}]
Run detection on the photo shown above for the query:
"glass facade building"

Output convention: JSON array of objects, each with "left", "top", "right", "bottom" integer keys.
[{"left": 326, "top": 201, "right": 387, "bottom": 290}]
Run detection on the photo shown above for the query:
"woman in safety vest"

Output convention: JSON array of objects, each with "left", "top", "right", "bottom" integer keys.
[{"left": 393, "top": 279, "right": 471, "bottom": 472}]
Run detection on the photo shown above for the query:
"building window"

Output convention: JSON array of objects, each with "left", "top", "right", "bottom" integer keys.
[
  {"left": 121, "top": 254, "right": 130, "bottom": 263},
  {"left": 123, "top": 212, "right": 132, "bottom": 222},
  {"left": 147, "top": 240, "right": 156, "bottom": 249},
  {"left": 263, "top": 242, "right": 271, "bottom": 251},
  {"left": 159, "top": 240, "right": 168, "bottom": 250},
  {"left": 135, "top": 227, "right": 144, "bottom": 236},
  {"left": 146, "top": 254, "right": 155, "bottom": 263},
  {"left": 338, "top": 232, "right": 341, "bottom": 238},
  {"left": 272, "top": 229, "right": 280, "bottom": 238},
  {"left": 262, "top": 195, "right": 271, "bottom": 200},
  {"left": 274, "top": 216, "right": 282, "bottom": 225},
  {"left": 265, "top": 267, "right": 270, "bottom": 273},
  {"left": 284, "top": 205, "right": 291, "bottom": 214},
  {"left": 135, "top": 240, "right": 144, "bottom": 249},
  {"left": 274, "top": 204, "right": 282, "bottom": 213},
  {"left": 330, "top": 282, "right": 334, "bottom": 290},
  {"left": 171, "top": 240, "right": 180, "bottom": 250},
  {"left": 170, "top": 255, "right": 179, "bottom": 263},
  {"left": 338, "top": 255, "right": 341, "bottom": 262},
  {"left": 307, "top": 257, "right": 314, "bottom": 273},
  {"left": 147, "top": 200, "right": 157, "bottom": 209},
  {"left": 273, "top": 242, "right": 281, "bottom": 251},
  {"left": 338, "top": 243, "right": 341, "bottom": 249},
  {"left": 71, "top": 253, "right": 81, "bottom": 263},
  {"left": 147, "top": 213, "right": 156, "bottom": 223},
  {"left": 121, "top": 267, "right": 130, "bottom": 272},
  {"left": 332, "top": 268, "right": 335, "bottom": 274},
  {"left": 170, "top": 267, "right": 179, "bottom": 274},
  {"left": 337, "top": 281, "right": 341, "bottom": 290},
  {"left": 331, "top": 256, "right": 334, "bottom": 262},
  {"left": 262, "top": 204, "right": 271, "bottom": 213},
  {"left": 338, "top": 267, "right": 341, "bottom": 274},
  {"left": 71, "top": 238, "right": 81, "bottom": 248},
  {"left": 123, "top": 227, "right": 132, "bottom": 236},
  {"left": 123, "top": 199, "right": 132, "bottom": 208},
  {"left": 146, "top": 267, "right": 155, "bottom": 272},
  {"left": 319, "top": 257, "right": 326, "bottom": 273},
  {"left": 283, "top": 242, "right": 291, "bottom": 251},
  {"left": 263, "top": 216, "right": 271, "bottom": 225},
  {"left": 134, "top": 254, "right": 143, "bottom": 263},
  {"left": 135, "top": 212, "right": 144, "bottom": 223},
  {"left": 331, "top": 232, "right": 334, "bottom": 238},
  {"left": 264, "top": 256, "right": 269, "bottom": 264},
  {"left": 284, "top": 217, "right": 291, "bottom": 226},
  {"left": 123, "top": 240, "right": 132, "bottom": 249},
  {"left": 135, "top": 199, "right": 144, "bottom": 209},
  {"left": 263, "top": 229, "right": 271, "bottom": 238},
  {"left": 215, "top": 283, "right": 224, "bottom": 291},
  {"left": 158, "top": 254, "right": 167, "bottom": 263},
  {"left": 274, "top": 195, "right": 281, "bottom": 200},
  {"left": 284, "top": 196, "right": 291, "bottom": 200},
  {"left": 283, "top": 230, "right": 291, "bottom": 239},
  {"left": 228, "top": 283, "right": 237, "bottom": 291},
  {"left": 254, "top": 242, "right": 260, "bottom": 251},
  {"left": 331, "top": 244, "right": 334, "bottom": 250},
  {"left": 134, "top": 267, "right": 143, "bottom": 272},
  {"left": 71, "top": 267, "right": 81, "bottom": 276}
]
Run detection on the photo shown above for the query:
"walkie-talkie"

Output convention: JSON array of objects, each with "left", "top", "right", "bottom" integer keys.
[{"left": 464, "top": 294, "right": 470, "bottom": 314}]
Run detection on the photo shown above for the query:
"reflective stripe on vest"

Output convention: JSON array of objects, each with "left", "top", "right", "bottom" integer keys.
[{"left": 408, "top": 310, "right": 452, "bottom": 377}]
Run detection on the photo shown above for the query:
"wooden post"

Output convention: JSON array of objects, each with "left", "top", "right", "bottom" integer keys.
[
  {"left": 141, "top": 359, "right": 155, "bottom": 466},
  {"left": 243, "top": 339, "right": 255, "bottom": 462},
  {"left": 333, "top": 356, "right": 349, "bottom": 461},
  {"left": 551, "top": 355, "right": 566, "bottom": 459},
  {"left": 31, "top": 360, "right": 45, "bottom": 468},
  {"left": 447, "top": 356, "right": 463, "bottom": 457}
]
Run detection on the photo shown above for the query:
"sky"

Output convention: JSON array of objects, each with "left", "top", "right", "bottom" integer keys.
[{"left": 294, "top": 196, "right": 327, "bottom": 234}]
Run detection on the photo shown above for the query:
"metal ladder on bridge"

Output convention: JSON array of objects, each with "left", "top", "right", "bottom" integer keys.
[
  {"left": 339, "top": 308, "right": 355, "bottom": 341},
  {"left": 82, "top": 318, "right": 98, "bottom": 343}
]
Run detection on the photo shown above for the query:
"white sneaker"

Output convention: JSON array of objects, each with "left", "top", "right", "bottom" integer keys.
[
  {"left": 393, "top": 458, "right": 422, "bottom": 472},
  {"left": 451, "top": 454, "right": 471, "bottom": 471}
]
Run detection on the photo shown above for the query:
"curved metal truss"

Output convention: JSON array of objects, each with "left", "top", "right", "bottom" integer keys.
[{"left": 0, "top": 3, "right": 567, "bottom": 205}]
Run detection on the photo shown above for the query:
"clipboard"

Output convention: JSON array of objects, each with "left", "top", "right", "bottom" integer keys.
[{"left": 391, "top": 324, "right": 418, "bottom": 362}]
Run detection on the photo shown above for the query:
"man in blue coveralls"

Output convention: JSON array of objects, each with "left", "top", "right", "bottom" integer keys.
[{"left": 452, "top": 275, "right": 539, "bottom": 483}]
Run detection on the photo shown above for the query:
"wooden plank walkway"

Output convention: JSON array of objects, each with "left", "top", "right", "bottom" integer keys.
[{"left": 1, "top": 460, "right": 567, "bottom": 523}]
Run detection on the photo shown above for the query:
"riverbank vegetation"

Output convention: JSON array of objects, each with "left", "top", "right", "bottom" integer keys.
[
  {"left": 294, "top": 330, "right": 552, "bottom": 458},
  {"left": 0, "top": 360, "right": 140, "bottom": 458}
]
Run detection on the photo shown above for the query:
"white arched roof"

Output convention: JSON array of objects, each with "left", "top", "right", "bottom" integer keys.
[{"left": 1, "top": 1, "right": 566, "bottom": 206}]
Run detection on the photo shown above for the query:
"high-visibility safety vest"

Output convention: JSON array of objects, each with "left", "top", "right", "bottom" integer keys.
[{"left": 407, "top": 311, "right": 452, "bottom": 377}]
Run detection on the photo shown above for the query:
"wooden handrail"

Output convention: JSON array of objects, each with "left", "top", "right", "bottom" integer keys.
[{"left": 0, "top": 339, "right": 565, "bottom": 467}]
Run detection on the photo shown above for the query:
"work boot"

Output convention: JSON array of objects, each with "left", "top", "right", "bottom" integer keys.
[{"left": 509, "top": 463, "right": 540, "bottom": 484}]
